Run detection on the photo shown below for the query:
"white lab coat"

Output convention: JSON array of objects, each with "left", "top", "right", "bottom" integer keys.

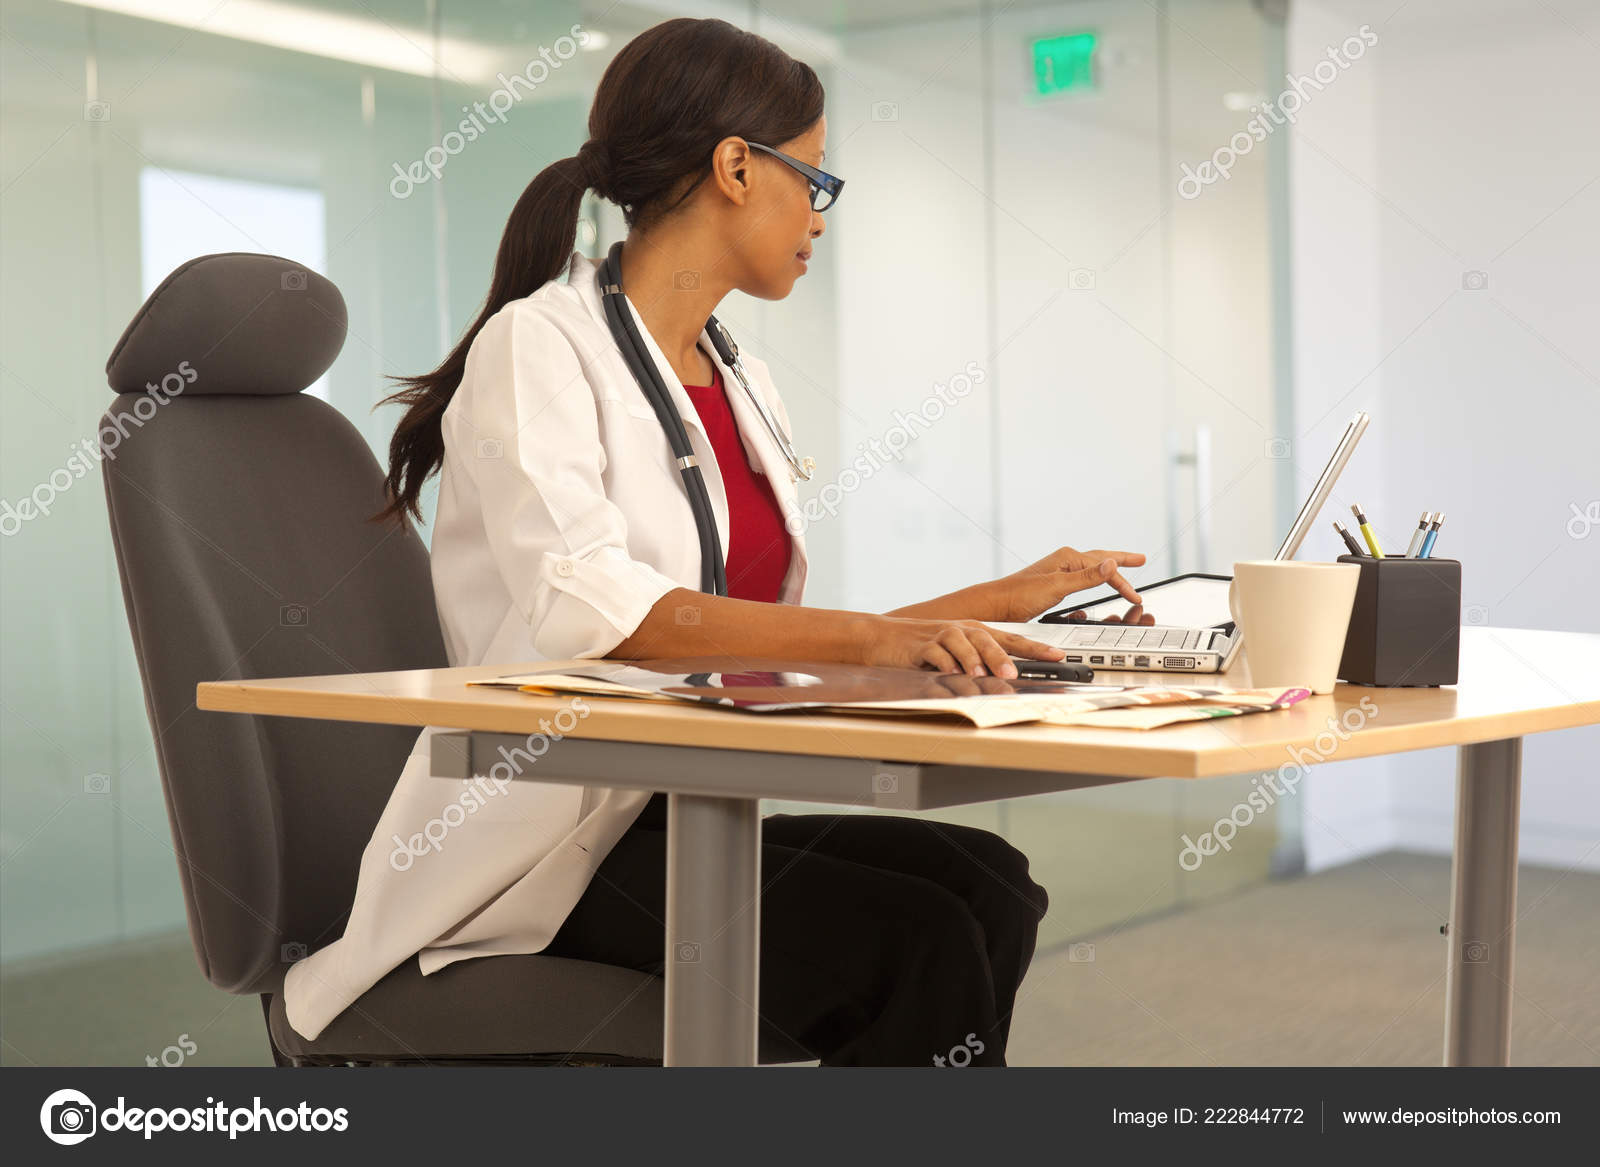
[{"left": 283, "top": 249, "right": 809, "bottom": 1040}]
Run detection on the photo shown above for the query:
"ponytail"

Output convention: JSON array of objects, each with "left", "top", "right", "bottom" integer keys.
[{"left": 374, "top": 150, "right": 595, "bottom": 524}]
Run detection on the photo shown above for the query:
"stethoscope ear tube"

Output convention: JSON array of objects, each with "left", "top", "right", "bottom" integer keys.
[
  {"left": 599, "top": 241, "right": 727, "bottom": 597},
  {"left": 705, "top": 317, "right": 814, "bottom": 483}
]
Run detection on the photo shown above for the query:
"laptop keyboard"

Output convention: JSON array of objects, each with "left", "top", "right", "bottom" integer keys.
[{"left": 1062, "top": 626, "right": 1208, "bottom": 650}]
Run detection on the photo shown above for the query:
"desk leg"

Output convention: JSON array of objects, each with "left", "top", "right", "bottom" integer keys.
[
  {"left": 664, "top": 793, "right": 761, "bottom": 1067},
  {"left": 1443, "top": 737, "right": 1522, "bottom": 1067}
]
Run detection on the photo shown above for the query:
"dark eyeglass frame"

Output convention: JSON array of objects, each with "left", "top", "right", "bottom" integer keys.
[{"left": 747, "top": 141, "right": 844, "bottom": 212}]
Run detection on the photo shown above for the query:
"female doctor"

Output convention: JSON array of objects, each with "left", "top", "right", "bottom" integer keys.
[{"left": 288, "top": 17, "right": 1148, "bottom": 1066}]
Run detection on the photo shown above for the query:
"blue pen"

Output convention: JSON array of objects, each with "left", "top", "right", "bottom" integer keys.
[{"left": 1418, "top": 511, "right": 1445, "bottom": 558}]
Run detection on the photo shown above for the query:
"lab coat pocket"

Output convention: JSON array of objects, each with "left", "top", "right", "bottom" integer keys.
[{"left": 598, "top": 397, "right": 681, "bottom": 480}]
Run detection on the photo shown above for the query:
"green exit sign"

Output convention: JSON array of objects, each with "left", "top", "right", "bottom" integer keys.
[{"left": 1031, "top": 32, "right": 1098, "bottom": 96}]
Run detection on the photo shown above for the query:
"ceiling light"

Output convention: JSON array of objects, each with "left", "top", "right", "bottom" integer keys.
[{"left": 53, "top": 0, "right": 508, "bottom": 84}]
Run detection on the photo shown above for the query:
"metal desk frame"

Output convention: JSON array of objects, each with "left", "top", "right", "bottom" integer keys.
[{"left": 432, "top": 731, "right": 1523, "bottom": 1067}]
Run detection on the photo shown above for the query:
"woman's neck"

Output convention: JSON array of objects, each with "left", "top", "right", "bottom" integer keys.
[{"left": 616, "top": 228, "right": 731, "bottom": 386}]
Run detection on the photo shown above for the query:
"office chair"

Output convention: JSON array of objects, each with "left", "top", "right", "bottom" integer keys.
[{"left": 100, "top": 252, "right": 810, "bottom": 1066}]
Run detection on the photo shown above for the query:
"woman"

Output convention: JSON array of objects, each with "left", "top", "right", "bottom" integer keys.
[{"left": 285, "top": 17, "right": 1147, "bottom": 1066}]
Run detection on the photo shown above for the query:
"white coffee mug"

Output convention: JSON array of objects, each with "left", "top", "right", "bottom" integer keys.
[{"left": 1228, "top": 560, "right": 1360, "bottom": 694}]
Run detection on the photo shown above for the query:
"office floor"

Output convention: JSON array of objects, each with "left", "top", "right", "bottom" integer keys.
[
  {"left": 2, "top": 851, "right": 1595, "bottom": 1067},
  {"left": 1008, "top": 850, "right": 1600, "bottom": 1066}
]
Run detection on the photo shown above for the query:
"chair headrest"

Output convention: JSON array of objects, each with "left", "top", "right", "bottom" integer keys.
[{"left": 106, "top": 252, "right": 347, "bottom": 396}]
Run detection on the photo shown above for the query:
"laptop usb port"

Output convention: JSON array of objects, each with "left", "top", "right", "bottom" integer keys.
[
  {"left": 1109, "top": 655, "right": 1126, "bottom": 666},
  {"left": 1089, "top": 655, "right": 1105, "bottom": 665},
  {"left": 1065, "top": 655, "right": 1083, "bottom": 663},
  {"left": 1133, "top": 656, "right": 1150, "bottom": 668},
  {"left": 1162, "top": 656, "right": 1196, "bottom": 670}
]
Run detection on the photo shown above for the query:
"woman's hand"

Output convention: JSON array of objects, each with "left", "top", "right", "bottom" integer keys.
[
  {"left": 856, "top": 614, "right": 1066, "bottom": 679},
  {"left": 990, "top": 546, "right": 1148, "bottom": 623}
]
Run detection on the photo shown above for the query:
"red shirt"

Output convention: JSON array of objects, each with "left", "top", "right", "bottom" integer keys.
[{"left": 682, "top": 364, "right": 792, "bottom": 604}]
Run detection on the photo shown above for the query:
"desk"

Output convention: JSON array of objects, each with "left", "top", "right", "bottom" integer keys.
[{"left": 197, "top": 627, "right": 1600, "bottom": 1067}]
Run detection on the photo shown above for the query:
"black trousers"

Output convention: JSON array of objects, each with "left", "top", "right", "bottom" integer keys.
[{"left": 542, "top": 792, "right": 1050, "bottom": 1066}]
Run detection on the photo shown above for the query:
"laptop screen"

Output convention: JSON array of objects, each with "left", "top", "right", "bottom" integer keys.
[{"left": 1038, "top": 412, "right": 1369, "bottom": 627}]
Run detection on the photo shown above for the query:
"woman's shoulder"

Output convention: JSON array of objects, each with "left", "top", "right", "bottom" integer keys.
[
  {"left": 454, "top": 256, "right": 610, "bottom": 408},
  {"left": 476, "top": 254, "right": 606, "bottom": 354}
]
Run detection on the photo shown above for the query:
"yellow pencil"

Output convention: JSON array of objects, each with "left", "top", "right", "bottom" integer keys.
[{"left": 1351, "top": 503, "right": 1384, "bottom": 558}]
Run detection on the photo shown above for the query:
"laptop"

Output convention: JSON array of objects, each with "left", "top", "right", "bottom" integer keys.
[{"left": 991, "top": 412, "right": 1370, "bottom": 674}]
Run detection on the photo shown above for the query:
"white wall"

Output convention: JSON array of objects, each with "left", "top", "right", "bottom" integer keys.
[
  {"left": 830, "top": 1, "right": 1283, "bottom": 614},
  {"left": 818, "top": 1, "right": 1295, "bottom": 930},
  {"left": 1289, "top": 0, "right": 1600, "bottom": 872},
  {"left": 828, "top": 11, "right": 998, "bottom": 614}
]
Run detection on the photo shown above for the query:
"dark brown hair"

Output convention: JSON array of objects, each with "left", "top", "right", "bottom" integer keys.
[{"left": 376, "top": 17, "right": 825, "bottom": 523}]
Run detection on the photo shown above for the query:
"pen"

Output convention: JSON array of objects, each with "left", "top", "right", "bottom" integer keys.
[
  {"left": 1351, "top": 503, "right": 1385, "bottom": 558},
  {"left": 1404, "top": 511, "right": 1433, "bottom": 558},
  {"left": 1332, "top": 520, "right": 1365, "bottom": 556},
  {"left": 1419, "top": 511, "right": 1445, "bottom": 558}
]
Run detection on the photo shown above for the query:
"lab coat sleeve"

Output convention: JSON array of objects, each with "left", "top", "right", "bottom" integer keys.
[{"left": 452, "top": 305, "right": 684, "bottom": 660}]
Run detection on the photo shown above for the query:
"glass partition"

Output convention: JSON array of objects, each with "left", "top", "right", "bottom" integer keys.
[
  {"left": 1, "top": 0, "right": 1290, "bottom": 967},
  {"left": 0, "top": 0, "right": 586, "bottom": 961}
]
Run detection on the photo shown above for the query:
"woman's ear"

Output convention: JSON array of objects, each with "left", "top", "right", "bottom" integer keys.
[{"left": 711, "top": 136, "right": 754, "bottom": 206}]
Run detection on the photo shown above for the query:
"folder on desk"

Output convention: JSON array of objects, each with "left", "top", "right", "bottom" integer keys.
[{"left": 469, "top": 658, "right": 1310, "bottom": 730}]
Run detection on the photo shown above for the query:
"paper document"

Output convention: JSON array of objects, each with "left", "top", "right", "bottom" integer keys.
[{"left": 469, "top": 657, "right": 1309, "bottom": 730}]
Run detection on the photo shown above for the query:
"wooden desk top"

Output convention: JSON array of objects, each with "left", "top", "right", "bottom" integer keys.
[{"left": 195, "top": 627, "right": 1600, "bottom": 779}]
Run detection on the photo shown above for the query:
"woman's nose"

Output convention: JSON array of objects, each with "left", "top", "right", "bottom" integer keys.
[{"left": 810, "top": 214, "right": 825, "bottom": 238}]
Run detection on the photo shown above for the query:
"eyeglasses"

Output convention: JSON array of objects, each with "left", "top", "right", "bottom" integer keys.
[{"left": 747, "top": 141, "right": 844, "bottom": 212}]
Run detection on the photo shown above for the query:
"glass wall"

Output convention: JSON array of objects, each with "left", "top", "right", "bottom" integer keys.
[
  {"left": 1, "top": 0, "right": 1290, "bottom": 967},
  {"left": 0, "top": 0, "right": 590, "bottom": 961}
]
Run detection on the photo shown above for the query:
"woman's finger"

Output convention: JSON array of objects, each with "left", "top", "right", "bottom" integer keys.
[
  {"left": 968, "top": 628, "right": 1019, "bottom": 679},
  {"left": 938, "top": 628, "right": 987, "bottom": 677},
  {"left": 1077, "top": 551, "right": 1145, "bottom": 604},
  {"left": 1057, "top": 558, "right": 1139, "bottom": 603},
  {"left": 919, "top": 642, "right": 959, "bottom": 674},
  {"left": 1106, "top": 568, "right": 1142, "bottom": 604},
  {"left": 993, "top": 630, "right": 1066, "bottom": 660},
  {"left": 1088, "top": 549, "right": 1147, "bottom": 567}
]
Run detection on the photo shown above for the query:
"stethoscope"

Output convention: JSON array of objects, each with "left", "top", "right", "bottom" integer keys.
[{"left": 598, "top": 239, "right": 813, "bottom": 597}]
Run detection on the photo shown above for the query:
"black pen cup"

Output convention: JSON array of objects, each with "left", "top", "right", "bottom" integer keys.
[{"left": 1335, "top": 554, "right": 1461, "bottom": 687}]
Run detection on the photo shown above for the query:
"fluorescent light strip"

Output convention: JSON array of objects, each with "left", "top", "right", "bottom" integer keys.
[{"left": 52, "top": 0, "right": 511, "bottom": 84}]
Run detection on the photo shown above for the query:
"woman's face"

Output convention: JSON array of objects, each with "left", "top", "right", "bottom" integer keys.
[{"left": 738, "top": 117, "right": 828, "bottom": 301}]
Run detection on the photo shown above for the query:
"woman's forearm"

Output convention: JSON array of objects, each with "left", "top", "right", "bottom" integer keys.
[
  {"left": 885, "top": 581, "right": 1007, "bottom": 622},
  {"left": 609, "top": 587, "right": 878, "bottom": 662}
]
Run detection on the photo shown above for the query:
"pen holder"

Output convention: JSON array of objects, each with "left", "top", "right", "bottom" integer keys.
[{"left": 1336, "top": 555, "right": 1461, "bottom": 687}]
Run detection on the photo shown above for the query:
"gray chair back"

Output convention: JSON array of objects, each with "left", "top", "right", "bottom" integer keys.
[{"left": 101, "top": 252, "right": 445, "bottom": 995}]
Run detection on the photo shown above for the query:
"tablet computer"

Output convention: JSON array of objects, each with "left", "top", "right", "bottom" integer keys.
[{"left": 1038, "top": 572, "right": 1235, "bottom": 630}]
